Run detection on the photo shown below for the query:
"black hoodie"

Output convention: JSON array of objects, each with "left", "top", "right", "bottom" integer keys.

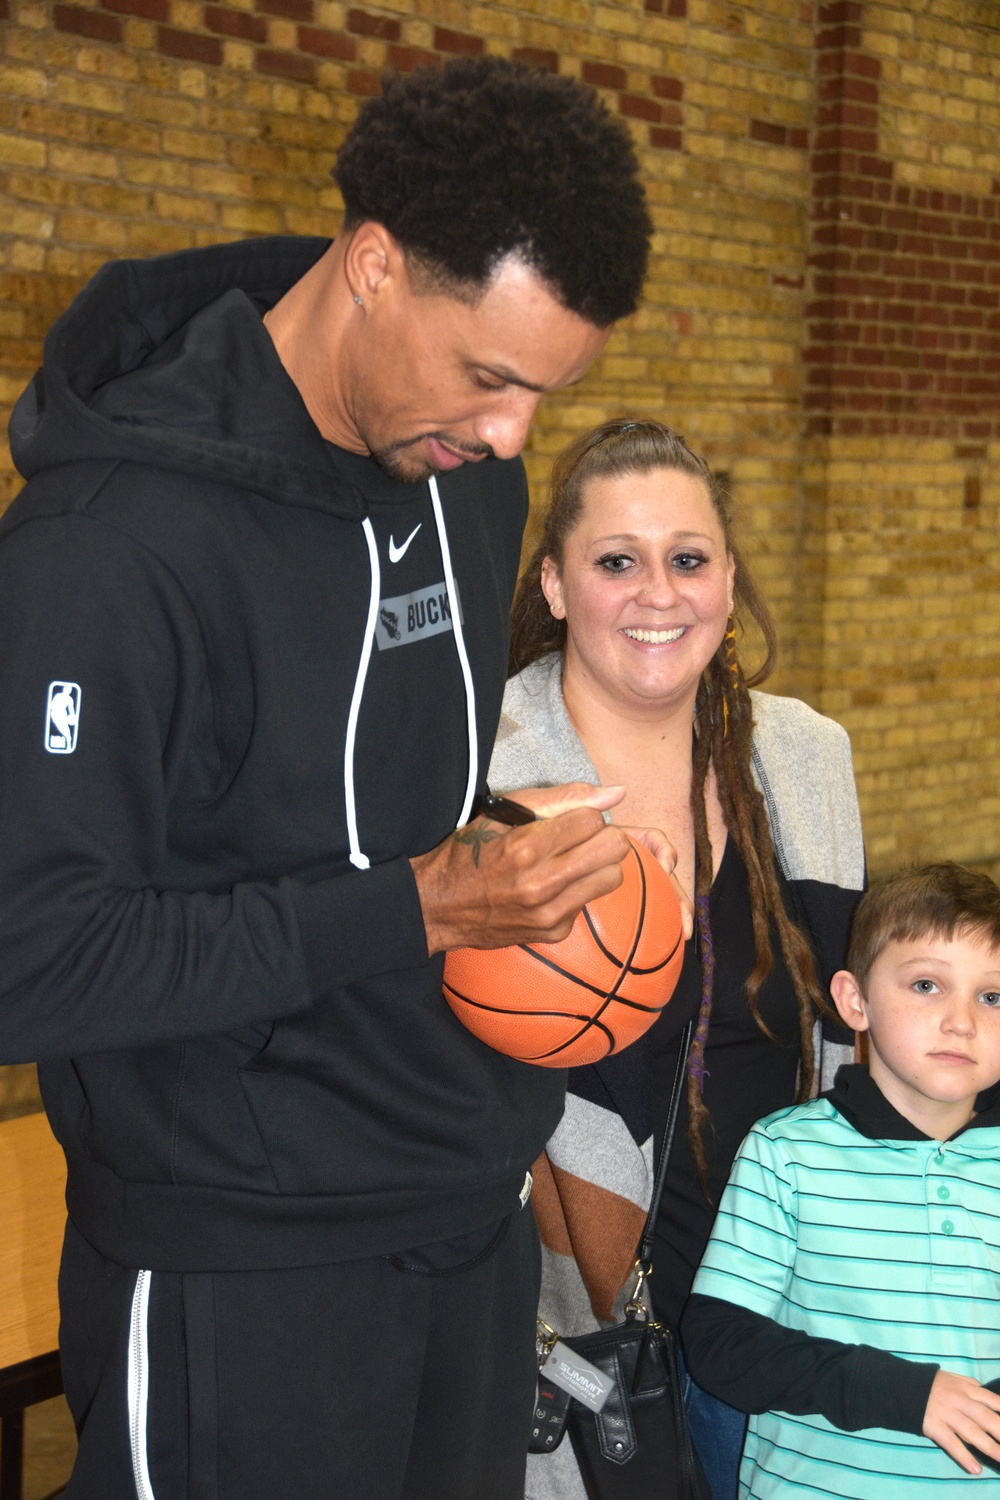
[{"left": 1, "top": 236, "right": 565, "bottom": 1270}]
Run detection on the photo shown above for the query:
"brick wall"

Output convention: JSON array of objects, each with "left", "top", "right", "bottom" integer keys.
[
  {"left": 0, "top": 0, "right": 998, "bottom": 896},
  {"left": 802, "top": 2, "right": 1000, "bottom": 872}
]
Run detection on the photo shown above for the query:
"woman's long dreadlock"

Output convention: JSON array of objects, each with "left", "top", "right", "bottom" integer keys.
[{"left": 509, "top": 418, "right": 829, "bottom": 1191}]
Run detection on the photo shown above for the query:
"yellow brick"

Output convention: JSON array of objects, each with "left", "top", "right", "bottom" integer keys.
[
  {"left": 0, "top": 132, "right": 46, "bottom": 167},
  {"left": 79, "top": 182, "right": 150, "bottom": 214},
  {"left": 0, "top": 63, "right": 48, "bottom": 98},
  {"left": 268, "top": 17, "right": 296, "bottom": 48},
  {"left": 122, "top": 154, "right": 192, "bottom": 188},
  {"left": 153, "top": 190, "right": 218, "bottom": 224},
  {"left": 123, "top": 17, "right": 156, "bottom": 46},
  {"left": 468, "top": 5, "right": 521, "bottom": 38},
  {"left": 49, "top": 143, "right": 120, "bottom": 179},
  {"left": 593, "top": 6, "right": 640, "bottom": 36},
  {"left": 222, "top": 41, "right": 254, "bottom": 70},
  {"left": 57, "top": 212, "right": 129, "bottom": 249},
  {"left": 171, "top": 0, "right": 201, "bottom": 25},
  {"left": 177, "top": 68, "right": 209, "bottom": 100},
  {"left": 161, "top": 128, "right": 227, "bottom": 161},
  {"left": 126, "top": 221, "right": 195, "bottom": 252},
  {"left": 615, "top": 40, "right": 663, "bottom": 69},
  {"left": 45, "top": 245, "right": 85, "bottom": 275},
  {"left": 53, "top": 76, "right": 126, "bottom": 113},
  {"left": 5, "top": 205, "right": 55, "bottom": 238},
  {"left": 220, "top": 202, "right": 284, "bottom": 233},
  {"left": 75, "top": 44, "right": 141, "bottom": 81}
]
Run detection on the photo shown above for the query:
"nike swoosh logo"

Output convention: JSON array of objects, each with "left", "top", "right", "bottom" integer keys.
[{"left": 388, "top": 524, "right": 422, "bottom": 564}]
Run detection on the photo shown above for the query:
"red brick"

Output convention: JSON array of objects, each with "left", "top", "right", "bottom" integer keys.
[
  {"left": 650, "top": 126, "right": 682, "bottom": 151},
  {"left": 54, "top": 4, "right": 123, "bottom": 40},
  {"left": 513, "top": 47, "right": 558, "bottom": 73},
  {"left": 843, "top": 52, "right": 881, "bottom": 80},
  {"left": 386, "top": 43, "right": 436, "bottom": 71},
  {"left": 819, "top": 102, "right": 878, "bottom": 130},
  {"left": 0, "top": 0, "right": 8, "bottom": 19},
  {"left": 346, "top": 67, "right": 381, "bottom": 93},
  {"left": 666, "top": 0, "right": 686, "bottom": 14},
  {"left": 815, "top": 126, "right": 878, "bottom": 153},
  {"left": 651, "top": 74, "right": 683, "bottom": 100},
  {"left": 298, "top": 25, "right": 354, "bottom": 57},
  {"left": 158, "top": 25, "right": 223, "bottom": 62},
  {"left": 583, "top": 61, "right": 626, "bottom": 89},
  {"left": 751, "top": 119, "right": 787, "bottom": 146},
  {"left": 856, "top": 155, "right": 892, "bottom": 181},
  {"left": 819, "top": 74, "right": 878, "bottom": 104},
  {"left": 102, "top": 0, "right": 168, "bottom": 20},
  {"left": 620, "top": 94, "right": 662, "bottom": 123},
  {"left": 817, "top": 25, "right": 861, "bottom": 50},
  {"left": 433, "top": 27, "right": 483, "bottom": 55},
  {"left": 205, "top": 6, "right": 267, "bottom": 41},
  {"left": 789, "top": 128, "right": 808, "bottom": 150},
  {"left": 644, "top": 0, "right": 664, "bottom": 11},
  {"left": 256, "top": 47, "right": 316, "bottom": 79},
  {"left": 256, "top": 0, "right": 312, "bottom": 19},
  {"left": 347, "top": 8, "right": 399, "bottom": 39}
]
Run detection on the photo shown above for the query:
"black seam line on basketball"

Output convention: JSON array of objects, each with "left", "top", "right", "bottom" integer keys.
[
  {"left": 581, "top": 850, "right": 683, "bottom": 975},
  {"left": 442, "top": 985, "right": 603, "bottom": 1024},
  {"left": 442, "top": 985, "right": 615, "bottom": 1062},
  {"left": 582, "top": 844, "right": 643, "bottom": 971},
  {"left": 533, "top": 1015, "right": 616, "bottom": 1062},
  {"left": 512, "top": 945, "right": 665, "bottom": 1012}
]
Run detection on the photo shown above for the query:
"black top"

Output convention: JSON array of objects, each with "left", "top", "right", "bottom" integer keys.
[
  {"left": 649, "top": 836, "right": 801, "bottom": 1327},
  {"left": 1, "top": 237, "right": 565, "bottom": 1271}
]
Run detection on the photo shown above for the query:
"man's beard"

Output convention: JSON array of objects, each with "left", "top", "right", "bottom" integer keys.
[{"left": 366, "top": 432, "right": 494, "bottom": 484}]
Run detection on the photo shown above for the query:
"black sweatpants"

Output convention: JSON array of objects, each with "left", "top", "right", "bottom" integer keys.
[{"left": 58, "top": 1205, "right": 540, "bottom": 1500}]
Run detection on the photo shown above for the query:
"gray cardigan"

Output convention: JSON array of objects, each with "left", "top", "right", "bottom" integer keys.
[{"left": 489, "top": 654, "right": 866, "bottom": 1500}]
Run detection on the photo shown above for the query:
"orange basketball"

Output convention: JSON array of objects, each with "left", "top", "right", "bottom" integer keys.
[{"left": 442, "top": 836, "right": 685, "bottom": 1067}]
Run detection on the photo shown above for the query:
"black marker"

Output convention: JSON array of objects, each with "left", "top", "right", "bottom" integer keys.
[{"left": 477, "top": 790, "right": 537, "bottom": 826}]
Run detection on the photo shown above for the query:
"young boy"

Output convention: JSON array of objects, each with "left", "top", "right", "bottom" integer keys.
[{"left": 682, "top": 863, "right": 1000, "bottom": 1497}]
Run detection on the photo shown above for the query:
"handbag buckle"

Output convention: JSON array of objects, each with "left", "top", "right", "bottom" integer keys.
[{"left": 623, "top": 1260, "right": 651, "bottom": 1320}]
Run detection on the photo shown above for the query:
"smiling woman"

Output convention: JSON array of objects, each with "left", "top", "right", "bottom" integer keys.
[{"left": 490, "top": 419, "right": 867, "bottom": 1500}]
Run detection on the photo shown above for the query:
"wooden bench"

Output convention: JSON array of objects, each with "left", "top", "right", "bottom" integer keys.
[{"left": 0, "top": 1112, "right": 67, "bottom": 1500}]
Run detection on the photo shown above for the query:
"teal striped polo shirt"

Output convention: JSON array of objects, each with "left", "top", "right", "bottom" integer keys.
[{"left": 693, "top": 1097, "right": 1000, "bottom": 1498}]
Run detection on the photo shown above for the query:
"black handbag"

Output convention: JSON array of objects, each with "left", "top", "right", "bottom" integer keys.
[{"left": 531, "top": 1021, "right": 710, "bottom": 1500}]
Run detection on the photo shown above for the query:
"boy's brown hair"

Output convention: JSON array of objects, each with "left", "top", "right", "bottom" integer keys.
[{"left": 847, "top": 862, "right": 1000, "bottom": 990}]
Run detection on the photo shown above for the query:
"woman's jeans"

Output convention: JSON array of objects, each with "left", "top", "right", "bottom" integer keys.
[{"left": 679, "top": 1347, "right": 748, "bottom": 1500}]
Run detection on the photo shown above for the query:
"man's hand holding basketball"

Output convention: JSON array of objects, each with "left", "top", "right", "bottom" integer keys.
[{"left": 411, "top": 783, "right": 633, "bottom": 955}]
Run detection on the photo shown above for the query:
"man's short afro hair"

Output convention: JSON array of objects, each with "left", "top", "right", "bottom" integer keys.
[{"left": 333, "top": 57, "right": 651, "bottom": 327}]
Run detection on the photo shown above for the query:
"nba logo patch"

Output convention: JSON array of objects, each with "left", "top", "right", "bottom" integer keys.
[{"left": 45, "top": 681, "right": 81, "bottom": 754}]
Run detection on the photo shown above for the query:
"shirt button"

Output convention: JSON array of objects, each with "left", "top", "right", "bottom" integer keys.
[
  {"left": 941, "top": 1220, "right": 955, "bottom": 1235},
  {"left": 937, "top": 1186, "right": 951, "bottom": 1201}
]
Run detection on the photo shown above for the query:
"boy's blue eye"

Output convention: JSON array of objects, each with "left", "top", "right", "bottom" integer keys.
[
  {"left": 913, "top": 979, "right": 938, "bottom": 994},
  {"left": 980, "top": 991, "right": 1000, "bottom": 1008}
]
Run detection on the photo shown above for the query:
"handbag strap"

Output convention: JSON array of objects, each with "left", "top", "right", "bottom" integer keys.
[{"left": 637, "top": 1018, "right": 694, "bottom": 1274}]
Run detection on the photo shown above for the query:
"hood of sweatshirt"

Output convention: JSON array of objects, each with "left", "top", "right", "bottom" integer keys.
[
  {"left": 9, "top": 235, "right": 391, "bottom": 520},
  {"left": 828, "top": 1063, "right": 1000, "bottom": 1142}
]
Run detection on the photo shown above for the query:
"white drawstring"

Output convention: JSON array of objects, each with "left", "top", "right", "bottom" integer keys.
[
  {"left": 342, "top": 485, "right": 479, "bottom": 869},
  {"left": 344, "top": 517, "right": 380, "bottom": 870},
  {"left": 428, "top": 476, "right": 478, "bottom": 827}
]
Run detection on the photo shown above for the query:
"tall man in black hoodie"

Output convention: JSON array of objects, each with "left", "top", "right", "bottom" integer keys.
[{"left": 1, "top": 58, "right": 653, "bottom": 1500}]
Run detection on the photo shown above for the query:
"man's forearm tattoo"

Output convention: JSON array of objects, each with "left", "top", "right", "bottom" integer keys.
[{"left": 453, "top": 822, "right": 503, "bottom": 868}]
